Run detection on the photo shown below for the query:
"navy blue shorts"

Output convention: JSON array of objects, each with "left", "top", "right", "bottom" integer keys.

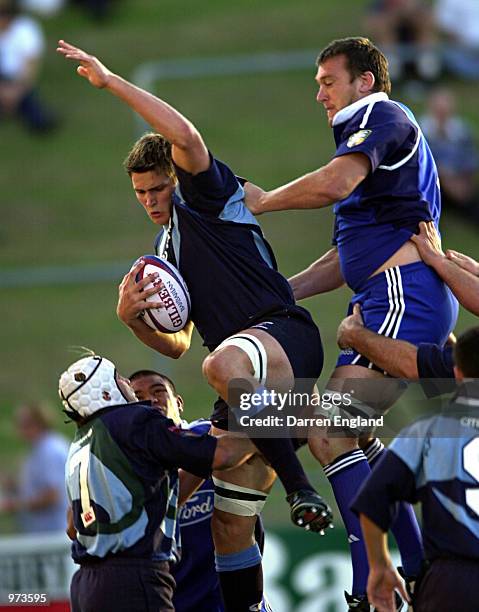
[
  {"left": 415, "top": 557, "right": 479, "bottom": 612},
  {"left": 70, "top": 558, "right": 175, "bottom": 612},
  {"left": 337, "top": 261, "right": 458, "bottom": 369},
  {"left": 211, "top": 306, "right": 323, "bottom": 429}
]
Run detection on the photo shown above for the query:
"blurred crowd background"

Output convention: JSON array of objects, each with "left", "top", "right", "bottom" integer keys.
[{"left": 1, "top": 0, "right": 478, "bottom": 538}]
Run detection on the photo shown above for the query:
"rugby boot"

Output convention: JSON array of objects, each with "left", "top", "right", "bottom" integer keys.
[{"left": 287, "top": 489, "right": 333, "bottom": 534}]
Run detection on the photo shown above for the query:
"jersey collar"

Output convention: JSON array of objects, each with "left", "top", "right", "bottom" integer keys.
[{"left": 332, "top": 92, "right": 389, "bottom": 127}]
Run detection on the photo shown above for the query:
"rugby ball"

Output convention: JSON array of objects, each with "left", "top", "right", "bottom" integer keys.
[{"left": 134, "top": 255, "right": 191, "bottom": 333}]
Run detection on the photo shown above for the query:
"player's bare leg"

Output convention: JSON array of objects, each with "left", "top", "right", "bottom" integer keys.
[
  {"left": 203, "top": 328, "right": 332, "bottom": 533},
  {"left": 209, "top": 437, "right": 275, "bottom": 612}
]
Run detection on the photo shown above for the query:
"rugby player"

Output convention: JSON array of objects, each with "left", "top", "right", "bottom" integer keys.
[
  {"left": 129, "top": 369, "right": 271, "bottom": 612},
  {"left": 352, "top": 326, "right": 479, "bottom": 612},
  {"left": 57, "top": 39, "right": 331, "bottom": 612},
  {"left": 60, "top": 353, "right": 255, "bottom": 612},
  {"left": 245, "top": 37, "right": 458, "bottom": 608}
]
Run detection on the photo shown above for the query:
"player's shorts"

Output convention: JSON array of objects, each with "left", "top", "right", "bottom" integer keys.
[
  {"left": 414, "top": 557, "right": 479, "bottom": 612},
  {"left": 71, "top": 558, "right": 175, "bottom": 612},
  {"left": 336, "top": 261, "right": 458, "bottom": 369},
  {"left": 211, "top": 305, "right": 323, "bottom": 430}
]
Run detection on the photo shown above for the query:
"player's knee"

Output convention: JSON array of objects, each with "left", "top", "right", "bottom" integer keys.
[
  {"left": 307, "top": 433, "right": 331, "bottom": 466},
  {"left": 202, "top": 351, "right": 231, "bottom": 389},
  {"left": 308, "top": 430, "right": 358, "bottom": 465}
]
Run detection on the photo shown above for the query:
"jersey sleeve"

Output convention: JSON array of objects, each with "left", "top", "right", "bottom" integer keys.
[
  {"left": 417, "top": 343, "right": 454, "bottom": 378},
  {"left": 334, "top": 103, "right": 418, "bottom": 172},
  {"left": 138, "top": 411, "right": 217, "bottom": 478},
  {"left": 417, "top": 343, "right": 456, "bottom": 397},
  {"left": 173, "top": 153, "right": 242, "bottom": 215},
  {"left": 350, "top": 449, "right": 418, "bottom": 531}
]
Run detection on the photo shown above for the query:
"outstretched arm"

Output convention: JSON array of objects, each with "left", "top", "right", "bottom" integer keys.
[
  {"left": 289, "top": 248, "right": 344, "bottom": 300},
  {"left": 56, "top": 40, "right": 209, "bottom": 175},
  {"left": 411, "top": 221, "right": 479, "bottom": 316},
  {"left": 244, "top": 153, "right": 370, "bottom": 214}
]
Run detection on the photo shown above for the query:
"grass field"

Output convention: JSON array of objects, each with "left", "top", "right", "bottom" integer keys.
[{"left": 1, "top": 0, "right": 478, "bottom": 529}]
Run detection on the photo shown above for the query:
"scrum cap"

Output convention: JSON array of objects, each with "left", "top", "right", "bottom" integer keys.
[{"left": 59, "top": 355, "right": 126, "bottom": 419}]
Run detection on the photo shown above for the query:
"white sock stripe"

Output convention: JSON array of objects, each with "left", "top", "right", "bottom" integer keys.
[
  {"left": 325, "top": 449, "right": 364, "bottom": 470},
  {"left": 324, "top": 455, "right": 369, "bottom": 478},
  {"left": 363, "top": 437, "right": 383, "bottom": 455},
  {"left": 364, "top": 439, "right": 385, "bottom": 461},
  {"left": 323, "top": 450, "right": 366, "bottom": 476},
  {"left": 367, "top": 445, "right": 385, "bottom": 463}
]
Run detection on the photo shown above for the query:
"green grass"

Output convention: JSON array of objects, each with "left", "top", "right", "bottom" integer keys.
[{"left": 1, "top": 0, "right": 478, "bottom": 530}]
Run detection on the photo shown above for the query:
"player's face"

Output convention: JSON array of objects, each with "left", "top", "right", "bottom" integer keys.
[
  {"left": 131, "top": 169, "right": 175, "bottom": 226},
  {"left": 131, "top": 374, "right": 183, "bottom": 424},
  {"left": 315, "top": 55, "right": 370, "bottom": 126}
]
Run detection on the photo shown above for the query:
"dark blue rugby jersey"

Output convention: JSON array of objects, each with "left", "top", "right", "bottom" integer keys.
[
  {"left": 331, "top": 92, "right": 441, "bottom": 291},
  {"left": 66, "top": 402, "right": 216, "bottom": 564},
  {"left": 154, "top": 154, "right": 296, "bottom": 349},
  {"left": 352, "top": 388, "right": 479, "bottom": 560}
]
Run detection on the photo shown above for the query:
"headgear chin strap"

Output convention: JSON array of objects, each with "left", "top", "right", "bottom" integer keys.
[{"left": 59, "top": 355, "right": 126, "bottom": 419}]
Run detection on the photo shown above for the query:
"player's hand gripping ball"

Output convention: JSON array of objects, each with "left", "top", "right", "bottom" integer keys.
[{"left": 134, "top": 255, "right": 191, "bottom": 333}]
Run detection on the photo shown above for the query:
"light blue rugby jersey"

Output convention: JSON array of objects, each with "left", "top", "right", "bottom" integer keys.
[
  {"left": 331, "top": 92, "right": 441, "bottom": 292},
  {"left": 389, "top": 391, "right": 479, "bottom": 560}
]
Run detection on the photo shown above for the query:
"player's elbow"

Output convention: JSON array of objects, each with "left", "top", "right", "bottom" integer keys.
[
  {"left": 174, "top": 122, "right": 203, "bottom": 151},
  {"left": 323, "top": 178, "right": 355, "bottom": 202}
]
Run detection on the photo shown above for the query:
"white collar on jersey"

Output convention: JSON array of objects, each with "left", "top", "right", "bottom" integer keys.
[{"left": 332, "top": 92, "right": 389, "bottom": 127}]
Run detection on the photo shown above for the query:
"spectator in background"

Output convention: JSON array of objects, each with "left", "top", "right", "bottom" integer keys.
[
  {"left": 20, "top": 0, "right": 65, "bottom": 17},
  {"left": 0, "top": 402, "right": 69, "bottom": 533},
  {"left": 0, "top": 0, "right": 57, "bottom": 133},
  {"left": 364, "top": 0, "right": 441, "bottom": 83},
  {"left": 420, "top": 88, "right": 479, "bottom": 222},
  {"left": 435, "top": 0, "right": 479, "bottom": 80}
]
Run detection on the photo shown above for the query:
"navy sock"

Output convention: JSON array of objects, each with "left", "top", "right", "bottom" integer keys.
[
  {"left": 251, "top": 437, "right": 314, "bottom": 495},
  {"left": 215, "top": 544, "right": 263, "bottom": 612},
  {"left": 324, "top": 449, "right": 371, "bottom": 596},
  {"left": 366, "top": 440, "right": 424, "bottom": 577},
  {"left": 235, "top": 386, "right": 314, "bottom": 496}
]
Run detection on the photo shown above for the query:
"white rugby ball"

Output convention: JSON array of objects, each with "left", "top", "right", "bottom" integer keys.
[{"left": 134, "top": 255, "right": 191, "bottom": 333}]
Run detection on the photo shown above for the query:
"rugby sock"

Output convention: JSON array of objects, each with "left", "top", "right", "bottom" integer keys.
[
  {"left": 215, "top": 543, "right": 263, "bottom": 612},
  {"left": 324, "top": 449, "right": 371, "bottom": 596},
  {"left": 252, "top": 437, "right": 315, "bottom": 495},
  {"left": 366, "top": 439, "right": 424, "bottom": 577}
]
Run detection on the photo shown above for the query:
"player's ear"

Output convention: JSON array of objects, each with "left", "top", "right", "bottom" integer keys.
[
  {"left": 176, "top": 394, "right": 184, "bottom": 414},
  {"left": 359, "top": 71, "right": 375, "bottom": 94}
]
